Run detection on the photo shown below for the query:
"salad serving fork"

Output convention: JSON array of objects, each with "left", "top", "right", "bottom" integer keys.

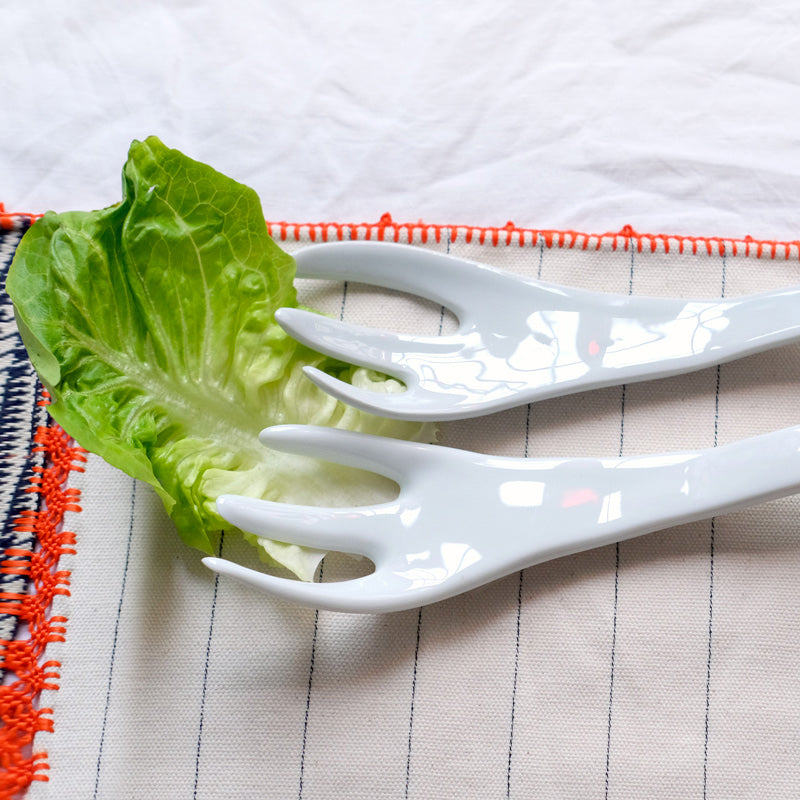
[
  {"left": 278, "top": 240, "right": 800, "bottom": 421},
  {"left": 204, "top": 423, "right": 800, "bottom": 613}
]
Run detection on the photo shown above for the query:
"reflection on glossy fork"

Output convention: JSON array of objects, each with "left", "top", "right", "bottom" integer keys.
[
  {"left": 277, "top": 241, "right": 800, "bottom": 421},
  {"left": 203, "top": 424, "right": 800, "bottom": 613}
]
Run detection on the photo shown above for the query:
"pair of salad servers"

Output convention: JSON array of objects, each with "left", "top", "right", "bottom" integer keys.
[{"left": 204, "top": 240, "right": 800, "bottom": 613}]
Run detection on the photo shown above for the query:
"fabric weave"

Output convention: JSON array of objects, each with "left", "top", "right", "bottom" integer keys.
[
  {"left": 0, "top": 218, "right": 43, "bottom": 644},
  {"left": 5, "top": 217, "right": 800, "bottom": 798}
]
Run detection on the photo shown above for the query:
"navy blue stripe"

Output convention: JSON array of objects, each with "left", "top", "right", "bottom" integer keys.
[
  {"left": 297, "top": 273, "right": 353, "bottom": 798},
  {"left": 298, "top": 562, "right": 323, "bottom": 800},
  {"left": 404, "top": 241, "right": 455, "bottom": 797},
  {"left": 537, "top": 236, "right": 545, "bottom": 279},
  {"left": 506, "top": 401, "right": 533, "bottom": 798},
  {"left": 604, "top": 542, "right": 621, "bottom": 799},
  {"left": 703, "top": 250, "right": 726, "bottom": 797},
  {"left": 605, "top": 242, "right": 635, "bottom": 795},
  {"left": 404, "top": 608, "right": 423, "bottom": 800},
  {"left": 506, "top": 241, "right": 544, "bottom": 796},
  {"left": 194, "top": 533, "right": 225, "bottom": 799},
  {"left": 93, "top": 479, "right": 137, "bottom": 799},
  {"left": 506, "top": 571, "right": 524, "bottom": 799}
]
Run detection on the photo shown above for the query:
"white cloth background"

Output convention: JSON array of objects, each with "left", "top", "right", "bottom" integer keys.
[
  {"left": 5, "top": 2, "right": 800, "bottom": 798},
  {"left": 5, "top": 1, "right": 800, "bottom": 239}
]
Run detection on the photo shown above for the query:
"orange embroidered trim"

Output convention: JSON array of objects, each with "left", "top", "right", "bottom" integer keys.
[
  {"left": 3, "top": 206, "right": 799, "bottom": 261},
  {"left": 0, "top": 409, "right": 85, "bottom": 798},
  {"left": 0, "top": 206, "right": 39, "bottom": 232},
  {"left": 266, "top": 213, "right": 800, "bottom": 261}
]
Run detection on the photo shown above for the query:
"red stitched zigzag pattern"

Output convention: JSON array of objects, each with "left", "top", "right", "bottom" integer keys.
[
  {"left": 0, "top": 420, "right": 85, "bottom": 798},
  {"left": 2, "top": 206, "right": 799, "bottom": 260},
  {"left": 266, "top": 213, "right": 800, "bottom": 260}
]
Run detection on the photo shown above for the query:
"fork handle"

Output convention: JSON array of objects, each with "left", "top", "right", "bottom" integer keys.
[
  {"left": 594, "top": 286, "right": 800, "bottom": 375},
  {"left": 693, "top": 286, "right": 800, "bottom": 358},
  {"left": 536, "top": 425, "right": 800, "bottom": 564},
  {"left": 663, "top": 424, "right": 800, "bottom": 520}
]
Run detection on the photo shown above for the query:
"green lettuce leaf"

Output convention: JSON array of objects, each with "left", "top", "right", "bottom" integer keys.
[{"left": 7, "top": 136, "right": 434, "bottom": 580}]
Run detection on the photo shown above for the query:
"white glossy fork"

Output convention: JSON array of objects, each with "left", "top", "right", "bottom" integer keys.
[
  {"left": 203, "top": 423, "right": 800, "bottom": 613},
  {"left": 277, "top": 240, "right": 800, "bottom": 421}
]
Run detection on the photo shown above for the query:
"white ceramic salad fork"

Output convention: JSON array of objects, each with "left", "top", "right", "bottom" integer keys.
[
  {"left": 203, "top": 423, "right": 800, "bottom": 613},
  {"left": 277, "top": 241, "right": 800, "bottom": 421}
]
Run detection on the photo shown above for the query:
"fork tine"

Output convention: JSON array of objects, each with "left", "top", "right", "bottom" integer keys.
[
  {"left": 300, "top": 366, "right": 454, "bottom": 421},
  {"left": 202, "top": 558, "right": 404, "bottom": 614},
  {"left": 294, "top": 241, "right": 485, "bottom": 318},
  {"left": 258, "top": 424, "right": 427, "bottom": 482},
  {"left": 275, "top": 307, "right": 419, "bottom": 376},
  {"left": 216, "top": 494, "right": 397, "bottom": 556}
]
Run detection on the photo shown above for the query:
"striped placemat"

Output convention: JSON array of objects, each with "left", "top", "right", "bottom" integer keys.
[{"left": 7, "top": 214, "right": 800, "bottom": 798}]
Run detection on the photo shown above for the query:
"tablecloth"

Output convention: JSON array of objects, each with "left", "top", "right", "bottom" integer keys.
[{"left": 2, "top": 215, "right": 800, "bottom": 798}]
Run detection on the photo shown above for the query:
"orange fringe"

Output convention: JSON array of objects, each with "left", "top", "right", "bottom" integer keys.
[
  {"left": 0, "top": 206, "right": 38, "bottom": 232},
  {"left": 2, "top": 206, "right": 798, "bottom": 261},
  {"left": 266, "top": 213, "right": 800, "bottom": 261},
  {"left": 0, "top": 418, "right": 85, "bottom": 798}
]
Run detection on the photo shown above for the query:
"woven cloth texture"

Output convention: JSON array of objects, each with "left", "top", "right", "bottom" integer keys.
[
  {"left": 18, "top": 223, "right": 800, "bottom": 799},
  {"left": 0, "top": 219, "right": 47, "bottom": 644}
]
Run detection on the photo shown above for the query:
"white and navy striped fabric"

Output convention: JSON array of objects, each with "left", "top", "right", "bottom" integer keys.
[
  {"left": 24, "top": 227, "right": 800, "bottom": 798},
  {"left": 0, "top": 219, "right": 48, "bottom": 644}
]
